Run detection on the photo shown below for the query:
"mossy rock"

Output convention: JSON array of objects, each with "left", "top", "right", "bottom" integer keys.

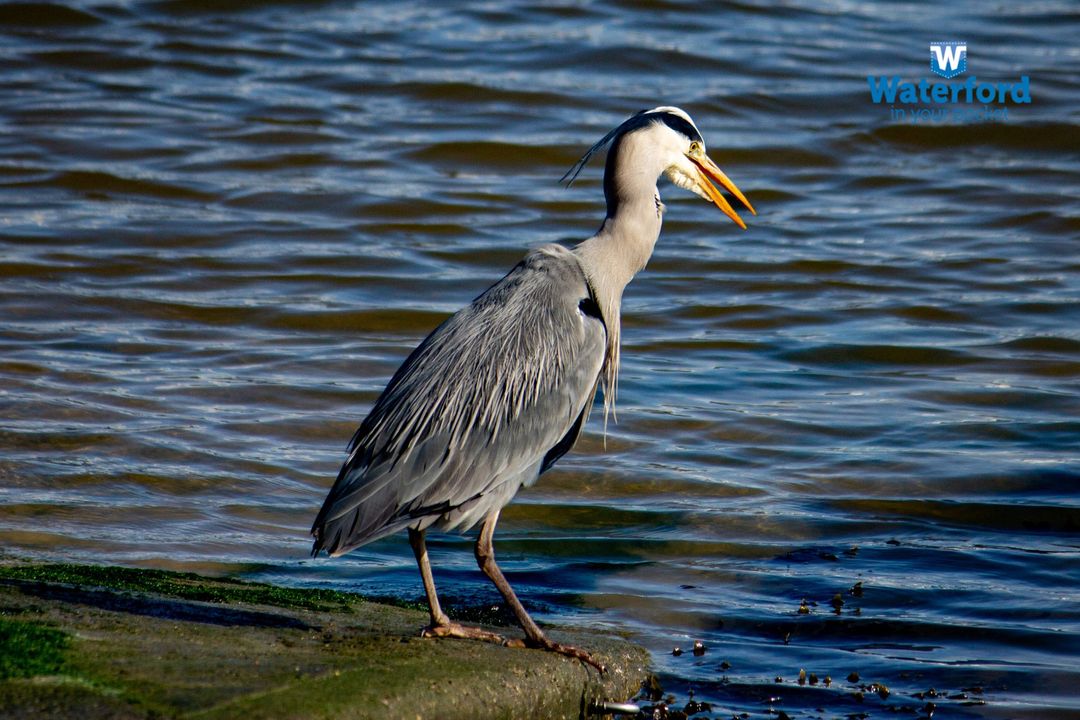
[{"left": 0, "top": 562, "right": 649, "bottom": 719}]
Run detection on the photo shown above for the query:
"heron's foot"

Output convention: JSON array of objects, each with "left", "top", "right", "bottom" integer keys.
[
  {"left": 517, "top": 634, "right": 606, "bottom": 674},
  {"left": 420, "top": 620, "right": 507, "bottom": 645}
]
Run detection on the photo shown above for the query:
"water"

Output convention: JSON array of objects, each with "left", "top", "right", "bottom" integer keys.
[{"left": 1, "top": 2, "right": 1078, "bottom": 717}]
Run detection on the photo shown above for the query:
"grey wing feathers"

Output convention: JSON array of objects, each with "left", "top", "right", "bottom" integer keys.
[{"left": 311, "top": 244, "right": 606, "bottom": 556}]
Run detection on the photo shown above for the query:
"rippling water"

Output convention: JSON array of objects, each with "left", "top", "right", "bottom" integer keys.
[{"left": 2, "top": 2, "right": 1078, "bottom": 718}]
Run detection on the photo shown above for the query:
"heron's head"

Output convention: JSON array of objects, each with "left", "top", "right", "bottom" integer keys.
[{"left": 564, "top": 106, "right": 755, "bottom": 229}]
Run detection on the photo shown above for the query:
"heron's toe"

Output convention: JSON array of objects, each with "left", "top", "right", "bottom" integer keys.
[
  {"left": 421, "top": 621, "right": 506, "bottom": 645},
  {"left": 519, "top": 634, "right": 606, "bottom": 673}
]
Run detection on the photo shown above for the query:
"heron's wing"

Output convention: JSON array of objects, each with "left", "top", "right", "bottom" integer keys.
[{"left": 311, "top": 244, "right": 606, "bottom": 555}]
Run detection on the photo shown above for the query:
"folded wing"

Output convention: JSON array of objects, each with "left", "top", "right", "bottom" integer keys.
[{"left": 311, "top": 244, "right": 606, "bottom": 556}]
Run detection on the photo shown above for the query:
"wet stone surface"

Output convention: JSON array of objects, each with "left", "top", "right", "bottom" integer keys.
[{"left": 0, "top": 561, "right": 649, "bottom": 720}]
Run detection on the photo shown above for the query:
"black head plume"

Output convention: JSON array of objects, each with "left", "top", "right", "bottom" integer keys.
[{"left": 560, "top": 107, "right": 702, "bottom": 187}]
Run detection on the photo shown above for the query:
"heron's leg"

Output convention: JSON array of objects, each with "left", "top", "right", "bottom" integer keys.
[
  {"left": 474, "top": 512, "right": 605, "bottom": 673},
  {"left": 408, "top": 527, "right": 449, "bottom": 626},
  {"left": 408, "top": 527, "right": 505, "bottom": 644}
]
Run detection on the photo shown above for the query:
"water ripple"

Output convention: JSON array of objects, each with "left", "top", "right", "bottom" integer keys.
[{"left": 1, "top": 1, "right": 1078, "bottom": 717}]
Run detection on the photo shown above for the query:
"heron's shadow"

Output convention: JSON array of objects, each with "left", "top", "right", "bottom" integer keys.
[{"left": 6, "top": 579, "right": 311, "bottom": 629}]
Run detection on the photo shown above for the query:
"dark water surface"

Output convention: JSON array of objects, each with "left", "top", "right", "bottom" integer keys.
[{"left": 1, "top": 2, "right": 1078, "bottom": 718}]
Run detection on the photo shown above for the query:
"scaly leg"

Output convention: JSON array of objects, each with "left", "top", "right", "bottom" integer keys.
[
  {"left": 474, "top": 512, "right": 605, "bottom": 673},
  {"left": 408, "top": 527, "right": 505, "bottom": 643}
]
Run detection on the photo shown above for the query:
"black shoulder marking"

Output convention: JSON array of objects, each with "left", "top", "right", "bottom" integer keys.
[
  {"left": 578, "top": 295, "right": 603, "bottom": 323},
  {"left": 540, "top": 396, "right": 589, "bottom": 475}
]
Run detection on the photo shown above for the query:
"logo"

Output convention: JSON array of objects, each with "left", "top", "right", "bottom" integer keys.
[
  {"left": 867, "top": 41, "right": 1030, "bottom": 124},
  {"left": 930, "top": 41, "right": 967, "bottom": 78}
]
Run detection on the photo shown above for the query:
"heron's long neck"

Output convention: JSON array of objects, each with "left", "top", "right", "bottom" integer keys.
[{"left": 573, "top": 186, "right": 663, "bottom": 425}]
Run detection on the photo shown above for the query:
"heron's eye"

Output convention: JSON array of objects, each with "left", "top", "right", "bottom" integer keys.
[{"left": 688, "top": 141, "right": 702, "bottom": 155}]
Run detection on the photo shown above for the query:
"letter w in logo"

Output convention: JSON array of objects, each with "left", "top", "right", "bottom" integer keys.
[{"left": 930, "top": 42, "right": 967, "bottom": 78}]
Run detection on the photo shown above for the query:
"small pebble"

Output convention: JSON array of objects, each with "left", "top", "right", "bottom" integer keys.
[
  {"left": 847, "top": 671, "right": 860, "bottom": 683},
  {"left": 683, "top": 699, "right": 711, "bottom": 714},
  {"left": 672, "top": 647, "right": 683, "bottom": 657},
  {"left": 692, "top": 640, "right": 706, "bottom": 656}
]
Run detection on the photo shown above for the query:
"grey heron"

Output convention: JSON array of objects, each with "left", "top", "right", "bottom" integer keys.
[{"left": 311, "top": 106, "right": 754, "bottom": 670}]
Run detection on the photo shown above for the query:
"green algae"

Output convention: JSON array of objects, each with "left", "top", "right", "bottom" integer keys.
[
  {"left": 0, "top": 618, "right": 69, "bottom": 679},
  {"left": 0, "top": 562, "right": 357, "bottom": 612}
]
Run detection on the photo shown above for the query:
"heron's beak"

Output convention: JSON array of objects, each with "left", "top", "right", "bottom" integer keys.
[{"left": 687, "top": 149, "right": 756, "bottom": 230}]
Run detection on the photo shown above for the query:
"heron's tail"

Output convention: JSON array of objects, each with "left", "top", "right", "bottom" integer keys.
[
  {"left": 310, "top": 466, "right": 417, "bottom": 558},
  {"left": 310, "top": 509, "right": 410, "bottom": 558}
]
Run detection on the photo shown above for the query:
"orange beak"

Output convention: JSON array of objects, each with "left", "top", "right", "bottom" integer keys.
[{"left": 687, "top": 151, "right": 756, "bottom": 230}]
